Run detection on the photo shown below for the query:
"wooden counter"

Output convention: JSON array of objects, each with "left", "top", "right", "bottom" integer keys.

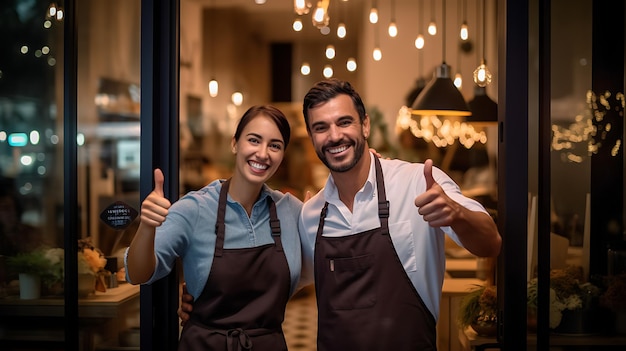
[
  {"left": 0, "top": 283, "right": 140, "bottom": 351},
  {"left": 438, "top": 277, "right": 486, "bottom": 351},
  {"left": 0, "top": 282, "right": 139, "bottom": 318}
]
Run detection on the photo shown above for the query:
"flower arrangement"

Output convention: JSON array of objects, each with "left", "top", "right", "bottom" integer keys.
[
  {"left": 6, "top": 238, "right": 108, "bottom": 294},
  {"left": 527, "top": 265, "right": 602, "bottom": 329},
  {"left": 457, "top": 284, "right": 498, "bottom": 335}
]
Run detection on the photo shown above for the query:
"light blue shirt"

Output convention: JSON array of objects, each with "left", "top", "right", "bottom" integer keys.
[
  {"left": 125, "top": 180, "right": 303, "bottom": 299},
  {"left": 298, "top": 154, "right": 489, "bottom": 320}
]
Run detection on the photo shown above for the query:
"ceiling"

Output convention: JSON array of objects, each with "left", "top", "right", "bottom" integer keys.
[{"left": 184, "top": 0, "right": 365, "bottom": 41}]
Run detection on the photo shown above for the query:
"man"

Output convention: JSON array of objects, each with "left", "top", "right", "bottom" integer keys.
[{"left": 181, "top": 78, "right": 501, "bottom": 350}]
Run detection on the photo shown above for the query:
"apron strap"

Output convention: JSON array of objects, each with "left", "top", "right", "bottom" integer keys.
[
  {"left": 373, "top": 157, "right": 390, "bottom": 235},
  {"left": 215, "top": 179, "right": 230, "bottom": 257},
  {"left": 267, "top": 196, "right": 283, "bottom": 252}
]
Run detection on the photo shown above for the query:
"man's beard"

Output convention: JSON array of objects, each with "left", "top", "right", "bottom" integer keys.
[{"left": 316, "top": 136, "right": 366, "bottom": 173}]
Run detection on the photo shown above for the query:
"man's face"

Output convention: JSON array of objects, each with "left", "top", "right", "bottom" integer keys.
[{"left": 306, "top": 94, "right": 370, "bottom": 173}]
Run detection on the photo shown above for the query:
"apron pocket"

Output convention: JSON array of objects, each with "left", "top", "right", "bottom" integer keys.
[{"left": 326, "top": 253, "right": 376, "bottom": 310}]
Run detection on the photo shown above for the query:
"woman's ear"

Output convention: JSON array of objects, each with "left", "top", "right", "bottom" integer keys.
[{"left": 231, "top": 137, "right": 237, "bottom": 154}]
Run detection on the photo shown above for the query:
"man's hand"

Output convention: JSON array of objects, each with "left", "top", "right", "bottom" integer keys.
[
  {"left": 414, "top": 159, "right": 461, "bottom": 227},
  {"left": 178, "top": 282, "right": 194, "bottom": 326},
  {"left": 140, "top": 169, "right": 171, "bottom": 227}
]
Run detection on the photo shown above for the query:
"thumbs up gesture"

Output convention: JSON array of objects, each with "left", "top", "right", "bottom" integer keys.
[
  {"left": 414, "top": 159, "right": 459, "bottom": 227},
  {"left": 140, "top": 169, "right": 171, "bottom": 227}
]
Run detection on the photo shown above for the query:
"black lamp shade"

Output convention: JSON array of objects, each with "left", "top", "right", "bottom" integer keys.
[
  {"left": 411, "top": 63, "right": 472, "bottom": 116},
  {"left": 468, "top": 86, "right": 498, "bottom": 123}
]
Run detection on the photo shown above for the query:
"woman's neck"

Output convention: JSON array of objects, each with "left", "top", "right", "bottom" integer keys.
[{"left": 228, "top": 175, "right": 263, "bottom": 216}]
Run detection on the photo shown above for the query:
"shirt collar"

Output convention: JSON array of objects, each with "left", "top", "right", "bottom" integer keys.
[{"left": 322, "top": 152, "right": 377, "bottom": 202}]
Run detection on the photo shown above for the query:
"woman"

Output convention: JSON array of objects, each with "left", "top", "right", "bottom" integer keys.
[{"left": 125, "top": 105, "right": 305, "bottom": 350}]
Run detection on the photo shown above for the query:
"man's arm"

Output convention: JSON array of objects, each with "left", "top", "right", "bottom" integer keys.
[{"left": 414, "top": 160, "right": 501, "bottom": 257}]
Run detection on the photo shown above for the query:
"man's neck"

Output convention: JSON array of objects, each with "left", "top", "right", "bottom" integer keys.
[{"left": 330, "top": 150, "right": 372, "bottom": 212}]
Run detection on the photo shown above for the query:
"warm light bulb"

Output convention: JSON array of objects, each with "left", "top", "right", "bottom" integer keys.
[
  {"left": 48, "top": 3, "right": 57, "bottom": 18},
  {"left": 346, "top": 58, "right": 357, "bottom": 72},
  {"left": 388, "top": 22, "right": 398, "bottom": 37},
  {"left": 255, "top": 0, "right": 266, "bottom": 4},
  {"left": 231, "top": 91, "right": 243, "bottom": 106},
  {"left": 337, "top": 23, "right": 347, "bottom": 38},
  {"left": 473, "top": 62, "right": 493, "bottom": 87},
  {"left": 325, "top": 45, "right": 335, "bottom": 59},
  {"left": 372, "top": 47, "right": 382, "bottom": 61},
  {"left": 293, "top": 18, "right": 303, "bottom": 31},
  {"left": 323, "top": 65, "right": 333, "bottom": 78},
  {"left": 454, "top": 73, "right": 463, "bottom": 89},
  {"left": 415, "top": 34, "right": 425, "bottom": 49},
  {"left": 208, "top": 79, "right": 218, "bottom": 97},
  {"left": 369, "top": 8, "right": 379, "bottom": 24},
  {"left": 312, "top": 1, "right": 329, "bottom": 28},
  {"left": 460, "top": 22, "right": 469, "bottom": 40},
  {"left": 301, "top": 62, "right": 311, "bottom": 75},
  {"left": 294, "top": 0, "right": 311, "bottom": 15},
  {"left": 428, "top": 21, "right": 437, "bottom": 35}
]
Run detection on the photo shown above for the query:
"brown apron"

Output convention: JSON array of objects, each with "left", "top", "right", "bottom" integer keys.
[
  {"left": 314, "top": 157, "right": 437, "bottom": 350},
  {"left": 178, "top": 179, "right": 291, "bottom": 351}
]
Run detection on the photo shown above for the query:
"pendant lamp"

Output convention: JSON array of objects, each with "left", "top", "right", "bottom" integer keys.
[
  {"left": 411, "top": 0, "right": 471, "bottom": 117},
  {"left": 468, "top": 86, "right": 497, "bottom": 122}
]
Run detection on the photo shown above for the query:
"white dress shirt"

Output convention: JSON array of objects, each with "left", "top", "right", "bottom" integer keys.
[{"left": 298, "top": 154, "right": 489, "bottom": 320}]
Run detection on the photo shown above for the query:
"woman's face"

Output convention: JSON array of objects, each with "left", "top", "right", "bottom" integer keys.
[{"left": 231, "top": 114, "right": 286, "bottom": 186}]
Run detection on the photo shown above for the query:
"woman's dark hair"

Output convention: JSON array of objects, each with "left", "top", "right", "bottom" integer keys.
[
  {"left": 302, "top": 78, "right": 367, "bottom": 132},
  {"left": 233, "top": 105, "right": 291, "bottom": 149}
]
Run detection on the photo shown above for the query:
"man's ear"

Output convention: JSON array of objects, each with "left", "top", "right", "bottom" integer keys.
[{"left": 363, "top": 114, "right": 371, "bottom": 139}]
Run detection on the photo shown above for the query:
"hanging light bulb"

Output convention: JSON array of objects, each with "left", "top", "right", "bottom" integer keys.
[
  {"left": 428, "top": 0, "right": 437, "bottom": 35},
  {"left": 301, "top": 62, "right": 311, "bottom": 75},
  {"left": 337, "top": 23, "right": 347, "bottom": 38},
  {"left": 459, "top": 0, "right": 469, "bottom": 40},
  {"left": 388, "top": 0, "right": 398, "bottom": 37},
  {"left": 325, "top": 45, "right": 336, "bottom": 59},
  {"left": 346, "top": 58, "right": 357, "bottom": 72},
  {"left": 460, "top": 21, "right": 469, "bottom": 40},
  {"left": 372, "top": 47, "right": 382, "bottom": 61},
  {"left": 208, "top": 0, "right": 218, "bottom": 98},
  {"left": 47, "top": 3, "right": 58, "bottom": 18},
  {"left": 208, "top": 79, "right": 218, "bottom": 97},
  {"left": 323, "top": 65, "right": 334, "bottom": 78},
  {"left": 428, "top": 21, "right": 437, "bottom": 35},
  {"left": 473, "top": 0, "right": 493, "bottom": 87},
  {"left": 369, "top": 6, "right": 379, "bottom": 24},
  {"left": 294, "top": 0, "right": 311, "bottom": 15},
  {"left": 369, "top": 9, "right": 379, "bottom": 24},
  {"left": 388, "top": 22, "right": 398, "bottom": 37},
  {"left": 293, "top": 18, "right": 303, "bottom": 31},
  {"left": 231, "top": 91, "right": 243, "bottom": 106},
  {"left": 312, "top": 0, "right": 330, "bottom": 28},
  {"left": 415, "top": 34, "right": 425, "bottom": 49},
  {"left": 454, "top": 72, "right": 463, "bottom": 89},
  {"left": 473, "top": 60, "right": 492, "bottom": 87}
]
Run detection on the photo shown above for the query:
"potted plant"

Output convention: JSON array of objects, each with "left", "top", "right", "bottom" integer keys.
[
  {"left": 6, "top": 249, "right": 54, "bottom": 299},
  {"left": 526, "top": 265, "right": 603, "bottom": 333},
  {"left": 457, "top": 284, "right": 498, "bottom": 336}
]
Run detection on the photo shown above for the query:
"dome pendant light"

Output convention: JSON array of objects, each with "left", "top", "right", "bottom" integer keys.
[{"left": 411, "top": 0, "right": 471, "bottom": 116}]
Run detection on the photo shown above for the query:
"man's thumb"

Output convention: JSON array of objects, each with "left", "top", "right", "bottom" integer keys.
[
  {"left": 154, "top": 168, "right": 165, "bottom": 196},
  {"left": 424, "top": 159, "right": 435, "bottom": 190}
]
